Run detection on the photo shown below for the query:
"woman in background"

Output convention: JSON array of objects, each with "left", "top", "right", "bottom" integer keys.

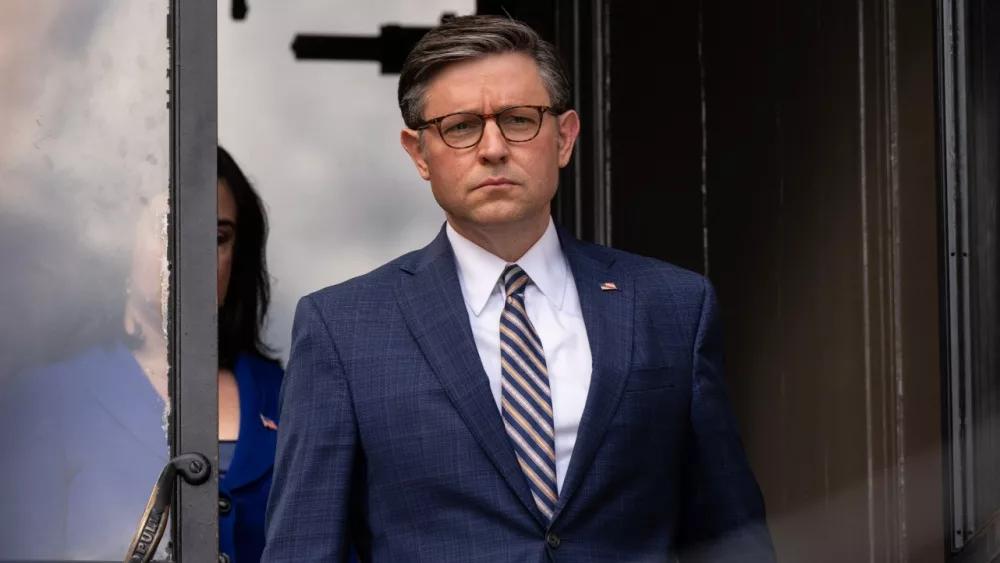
[
  {"left": 215, "top": 145, "right": 284, "bottom": 563},
  {"left": 0, "top": 146, "right": 283, "bottom": 563}
]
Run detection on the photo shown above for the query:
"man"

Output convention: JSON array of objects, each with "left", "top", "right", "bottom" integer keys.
[{"left": 263, "top": 15, "right": 775, "bottom": 563}]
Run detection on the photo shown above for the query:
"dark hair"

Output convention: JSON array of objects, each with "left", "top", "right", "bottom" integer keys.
[
  {"left": 397, "top": 15, "right": 571, "bottom": 129},
  {"left": 217, "top": 146, "right": 278, "bottom": 369}
]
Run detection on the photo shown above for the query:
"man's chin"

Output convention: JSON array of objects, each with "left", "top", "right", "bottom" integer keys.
[{"left": 468, "top": 206, "right": 537, "bottom": 228}]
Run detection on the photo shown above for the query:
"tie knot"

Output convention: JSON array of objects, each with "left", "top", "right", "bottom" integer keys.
[{"left": 502, "top": 264, "right": 529, "bottom": 298}]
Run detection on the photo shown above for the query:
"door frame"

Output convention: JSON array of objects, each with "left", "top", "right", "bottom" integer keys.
[
  {"left": 937, "top": 0, "right": 1000, "bottom": 560},
  {"left": 551, "top": 0, "right": 613, "bottom": 246},
  {"left": 169, "top": 0, "right": 219, "bottom": 560}
]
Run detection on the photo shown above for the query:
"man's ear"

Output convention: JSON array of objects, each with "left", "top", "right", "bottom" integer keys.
[
  {"left": 556, "top": 110, "right": 581, "bottom": 168},
  {"left": 401, "top": 128, "right": 430, "bottom": 180}
]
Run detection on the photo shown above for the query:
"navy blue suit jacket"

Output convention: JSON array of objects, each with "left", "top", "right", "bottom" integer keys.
[{"left": 263, "top": 227, "right": 775, "bottom": 562}]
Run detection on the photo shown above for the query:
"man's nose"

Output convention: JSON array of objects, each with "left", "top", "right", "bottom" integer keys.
[{"left": 477, "top": 119, "right": 509, "bottom": 164}]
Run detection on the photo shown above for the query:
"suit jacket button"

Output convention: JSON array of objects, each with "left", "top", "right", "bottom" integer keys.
[
  {"left": 546, "top": 532, "right": 561, "bottom": 549},
  {"left": 218, "top": 497, "right": 232, "bottom": 515},
  {"left": 218, "top": 554, "right": 231, "bottom": 563}
]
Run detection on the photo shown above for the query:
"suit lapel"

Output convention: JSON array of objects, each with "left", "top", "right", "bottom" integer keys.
[
  {"left": 394, "top": 228, "right": 547, "bottom": 526},
  {"left": 552, "top": 230, "right": 634, "bottom": 522}
]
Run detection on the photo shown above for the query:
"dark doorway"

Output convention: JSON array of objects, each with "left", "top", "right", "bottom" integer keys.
[{"left": 606, "top": 1, "right": 945, "bottom": 562}]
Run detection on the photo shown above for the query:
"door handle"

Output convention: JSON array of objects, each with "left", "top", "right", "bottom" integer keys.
[{"left": 123, "top": 452, "right": 212, "bottom": 563}]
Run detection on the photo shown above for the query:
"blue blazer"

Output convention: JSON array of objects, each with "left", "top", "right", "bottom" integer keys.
[
  {"left": 263, "top": 226, "right": 776, "bottom": 562},
  {"left": 221, "top": 353, "right": 284, "bottom": 563},
  {"left": 0, "top": 344, "right": 283, "bottom": 563}
]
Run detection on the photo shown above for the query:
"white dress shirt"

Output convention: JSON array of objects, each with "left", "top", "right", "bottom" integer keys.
[{"left": 446, "top": 218, "right": 592, "bottom": 493}]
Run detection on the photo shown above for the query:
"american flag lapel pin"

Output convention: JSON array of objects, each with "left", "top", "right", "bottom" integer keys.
[
  {"left": 600, "top": 282, "right": 617, "bottom": 291},
  {"left": 260, "top": 413, "right": 278, "bottom": 431}
]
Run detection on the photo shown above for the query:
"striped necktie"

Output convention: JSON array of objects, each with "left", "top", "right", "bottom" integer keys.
[{"left": 499, "top": 264, "right": 558, "bottom": 521}]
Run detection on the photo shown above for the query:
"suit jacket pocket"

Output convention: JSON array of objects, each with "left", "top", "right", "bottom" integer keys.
[{"left": 624, "top": 365, "right": 684, "bottom": 393}]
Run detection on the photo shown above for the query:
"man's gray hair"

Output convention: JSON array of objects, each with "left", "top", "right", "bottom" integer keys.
[{"left": 397, "top": 15, "right": 571, "bottom": 130}]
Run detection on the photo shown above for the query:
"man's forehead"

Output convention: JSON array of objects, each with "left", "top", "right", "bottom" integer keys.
[{"left": 422, "top": 53, "right": 550, "bottom": 114}]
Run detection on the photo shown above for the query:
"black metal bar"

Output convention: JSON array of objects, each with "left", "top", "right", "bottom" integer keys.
[
  {"left": 292, "top": 35, "right": 380, "bottom": 62},
  {"left": 935, "top": 0, "right": 973, "bottom": 553},
  {"left": 292, "top": 25, "right": 435, "bottom": 74},
  {"left": 169, "top": 0, "right": 219, "bottom": 560}
]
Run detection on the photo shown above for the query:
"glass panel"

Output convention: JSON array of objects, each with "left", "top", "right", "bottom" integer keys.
[
  {"left": 218, "top": 0, "right": 474, "bottom": 360},
  {"left": 0, "top": 1, "right": 171, "bottom": 560}
]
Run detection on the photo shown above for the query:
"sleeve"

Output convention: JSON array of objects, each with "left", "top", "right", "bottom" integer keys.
[
  {"left": 261, "top": 295, "right": 358, "bottom": 563},
  {"left": 675, "top": 278, "right": 777, "bottom": 563}
]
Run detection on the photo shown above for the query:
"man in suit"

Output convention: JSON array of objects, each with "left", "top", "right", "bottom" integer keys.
[{"left": 263, "top": 15, "right": 775, "bottom": 563}]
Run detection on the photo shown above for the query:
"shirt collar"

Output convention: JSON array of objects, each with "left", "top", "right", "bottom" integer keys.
[{"left": 446, "top": 217, "right": 568, "bottom": 316}]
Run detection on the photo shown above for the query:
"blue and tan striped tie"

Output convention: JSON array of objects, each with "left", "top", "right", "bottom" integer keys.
[{"left": 499, "top": 264, "right": 558, "bottom": 521}]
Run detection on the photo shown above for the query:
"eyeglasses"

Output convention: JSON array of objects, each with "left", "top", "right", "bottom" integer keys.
[{"left": 417, "top": 105, "right": 560, "bottom": 149}]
